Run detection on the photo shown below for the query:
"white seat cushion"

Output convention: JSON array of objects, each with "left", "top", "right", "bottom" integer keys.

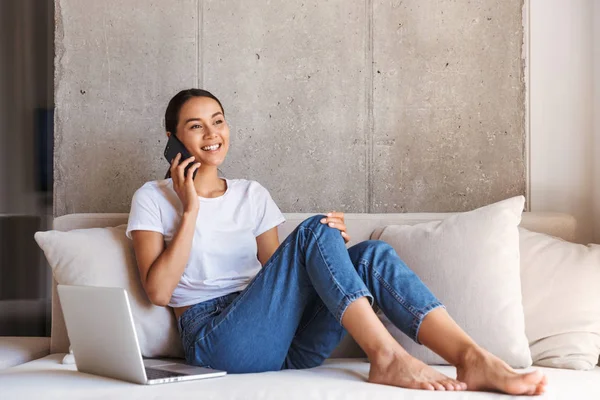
[
  {"left": 0, "top": 337, "right": 50, "bottom": 370},
  {"left": 1, "top": 354, "right": 600, "bottom": 399}
]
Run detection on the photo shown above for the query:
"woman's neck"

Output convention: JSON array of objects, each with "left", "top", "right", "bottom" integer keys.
[{"left": 192, "top": 168, "right": 226, "bottom": 198}]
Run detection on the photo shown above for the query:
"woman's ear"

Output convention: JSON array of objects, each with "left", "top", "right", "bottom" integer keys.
[{"left": 166, "top": 131, "right": 172, "bottom": 138}]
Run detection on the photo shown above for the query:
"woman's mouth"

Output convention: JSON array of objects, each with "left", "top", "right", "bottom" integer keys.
[{"left": 200, "top": 143, "right": 222, "bottom": 153}]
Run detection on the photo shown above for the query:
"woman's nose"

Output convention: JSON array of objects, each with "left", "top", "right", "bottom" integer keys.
[{"left": 204, "top": 125, "right": 217, "bottom": 137}]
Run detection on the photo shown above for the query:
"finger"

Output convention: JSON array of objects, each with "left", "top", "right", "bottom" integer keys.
[
  {"left": 319, "top": 217, "right": 344, "bottom": 225},
  {"left": 341, "top": 231, "right": 351, "bottom": 243},
  {"left": 326, "top": 211, "right": 344, "bottom": 219},
  {"left": 170, "top": 152, "right": 182, "bottom": 173},
  {"left": 177, "top": 156, "right": 195, "bottom": 183},
  {"left": 186, "top": 162, "right": 201, "bottom": 182},
  {"left": 327, "top": 221, "right": 346, "bottom": 232},
  {"left": 178, "top": 155, "right": 196, "bottom": 169},
  {"left": 327, "top": 212, "right": 345, "bottom": 226}
]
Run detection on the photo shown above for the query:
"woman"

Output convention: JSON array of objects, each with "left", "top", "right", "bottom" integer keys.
[{"left": 127, "top": 89, "right": 547, "bottom": 394}]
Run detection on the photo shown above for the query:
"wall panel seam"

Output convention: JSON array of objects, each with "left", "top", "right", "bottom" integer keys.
[
  {"left": 197, "top": 0, "right": 203, "bottom": 88},
  {"left": 365, "top": 0, "right": 374, "bottom": 213}
]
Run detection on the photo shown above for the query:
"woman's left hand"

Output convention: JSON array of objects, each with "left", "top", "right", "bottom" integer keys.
[{"left": 320, "top": 211, "right": 351, "bottom": 244}]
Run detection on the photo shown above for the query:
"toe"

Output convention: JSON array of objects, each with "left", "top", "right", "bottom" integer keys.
[
  {"left": 432, "top": 382, "right": 446, "bottom": 391},
  {"left": 420, "top": 382, "right": 435, "bottom": 391},
  {"left": 527, "top": 385, "right": 538, "bottom": 395},
  {"left": 449, "top": 379, "right": 463, "bottom": 391},
  {"left": 441, "top": 380, "right": 454, "bottom": 391},
  {"left": 524, "top": 369, "right": 545, "bottom": 385},
  {"left": 534, "top": 385, "right": 545, "bottom": 396},
  {"left": 450, "top": 379, "right": 466, "bottom": 391},
  {"left": 535, "top": 380, "right": 546, "bottom": 395},
  {"left": 507, "top": 370, "right": 544, "bottom": 394}
]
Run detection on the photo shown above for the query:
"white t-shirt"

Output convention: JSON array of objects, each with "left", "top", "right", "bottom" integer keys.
[{"left": 126, "top": 178, "right": 286, "bottom": 307}]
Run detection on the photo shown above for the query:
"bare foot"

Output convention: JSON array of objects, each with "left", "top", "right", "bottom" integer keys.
[
  {"left": 368, "top": 349, "right": 467, "bottom": 391},
  {"left": 456, "top": 346, "right": 548, "bottom": 395}
]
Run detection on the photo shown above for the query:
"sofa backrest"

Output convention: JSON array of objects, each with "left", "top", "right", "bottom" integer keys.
[{"left": 49, "top": 211, "right": 577, "bottom": 355}]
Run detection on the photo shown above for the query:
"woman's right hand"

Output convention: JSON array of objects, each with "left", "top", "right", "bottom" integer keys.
[{"left": 170, "top": 153, "right": 201, "bottom": 213}]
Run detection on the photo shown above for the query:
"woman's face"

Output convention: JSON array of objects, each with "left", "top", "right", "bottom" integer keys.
[{"left": 171, "top": 96, "right": 229, "bottom": 168}]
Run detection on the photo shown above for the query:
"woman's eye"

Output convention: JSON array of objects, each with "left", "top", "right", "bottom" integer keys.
[
  {"left": 191, "top": 124, "right": 202, "bottom": 129},
  {"left": 215, "top": 119, "right": 224, "bottom": 125}
]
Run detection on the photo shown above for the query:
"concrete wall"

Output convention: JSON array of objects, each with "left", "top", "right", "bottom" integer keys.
[
  {"left": 54, "top": 0, "right": 526, "bottom": 216},
  {"left": 529, "top": 0, "right": 596, "bottom": 243}
]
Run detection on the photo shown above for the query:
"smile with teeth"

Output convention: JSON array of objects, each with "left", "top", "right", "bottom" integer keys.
[{"left": 201, "top": 143, "right": 222, "bottom": 151}]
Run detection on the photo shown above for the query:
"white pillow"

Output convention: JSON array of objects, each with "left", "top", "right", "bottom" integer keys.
[
  {"left": 519, "top": 227, "right": 600, "bottom": 370},
  {"left": 34, "top": 225, "right": 183, "bottom": 358},
  {"left": 371, "top": 196, "right": 532, "bottom": 367}
]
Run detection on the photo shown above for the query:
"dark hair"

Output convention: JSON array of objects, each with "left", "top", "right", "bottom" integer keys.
[
  {"left": 165, "top": 89, "right": 225, "bottom": 136},
  {"left": 163, "top": 89, "right": 225, "bottom": 179}
]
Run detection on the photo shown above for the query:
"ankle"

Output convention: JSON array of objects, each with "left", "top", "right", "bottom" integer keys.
[
  {"left": 368, "top": 345, "right": 410, "bottom": 368},
  {"left": 456, "top": 345, "right": 485, "bottom": 369}
]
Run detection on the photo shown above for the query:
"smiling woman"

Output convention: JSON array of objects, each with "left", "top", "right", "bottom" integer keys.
[
  {"left": 125, "top": 89, "right": 547, "bottom": 395},
  {"left": 163, "top": 89, "right": 227, "bottom": 180}
]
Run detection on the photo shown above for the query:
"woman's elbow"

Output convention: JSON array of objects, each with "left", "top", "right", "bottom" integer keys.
[{"left": 145, "top": 286, "right": 171, "bottom": 307}]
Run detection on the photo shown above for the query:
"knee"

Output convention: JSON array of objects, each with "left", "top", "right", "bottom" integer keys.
[
  {"left": 295, "top": 214, "right": 345, "bottom": 244},
  {"left": 358, "top": 239, "right": 395, "bottom": 254},
  {"left": 298, "top": 214, "right": 328, "bottom": 230},
  {"left": 370, "top": 239, "right": 395, "bottom": 254},
  {"left": 357, "top": 240, "right": 404, "bottom": 265}
]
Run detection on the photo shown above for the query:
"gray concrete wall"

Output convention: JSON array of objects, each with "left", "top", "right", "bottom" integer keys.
[{"left": 54, "top": 0, "right": 525, "bottom": 216}]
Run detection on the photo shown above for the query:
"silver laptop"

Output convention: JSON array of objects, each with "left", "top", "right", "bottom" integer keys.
[{"left": 57, "top": 284, "right": 227, "bottom": 384}]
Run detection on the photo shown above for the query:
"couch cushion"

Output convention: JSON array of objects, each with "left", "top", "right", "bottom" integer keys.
[
  {"left": 372, "top": 196, "right": 532, "bottom": 367},
  {"left": 47, "top": 211, "right": 577, "bottom": 356},
  {"left": 34, "top": 225, "right": 184, "bottom": 359},
  {"left": 0, "top": 337, "right": 50, "bottom": 369},
  {"left": 520, "top": 227, "right": 600, "bottom": 370}
]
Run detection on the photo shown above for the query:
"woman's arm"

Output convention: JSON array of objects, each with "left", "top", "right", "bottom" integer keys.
[
  {"left": 130, "top": 154, "right": 201, "bottom": 306},
  {"left": 256, "top": 226, "right": 280, "bottom": 267},
  {"left": 131, "top": 210, "right": 198, "bottom": 307}
]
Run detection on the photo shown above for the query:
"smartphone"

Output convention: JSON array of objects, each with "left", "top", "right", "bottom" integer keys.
[{"left": 163, "top": 134, "right": 198, "bottom": 180}]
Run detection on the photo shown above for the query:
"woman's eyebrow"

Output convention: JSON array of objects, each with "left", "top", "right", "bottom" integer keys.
[{"left": 184, "top": 112, "right": 223, "bottom": 124}]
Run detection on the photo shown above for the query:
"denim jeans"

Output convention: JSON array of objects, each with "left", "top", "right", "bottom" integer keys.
[{"left": 177, "top": 215, "right": 444, "bottom": 373}]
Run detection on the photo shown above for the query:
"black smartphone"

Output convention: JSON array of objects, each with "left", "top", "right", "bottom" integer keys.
[{"left": 163, "top": 134, "right": 198, "bottom": 180}]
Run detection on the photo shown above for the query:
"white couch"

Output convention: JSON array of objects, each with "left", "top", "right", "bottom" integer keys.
[{"left": 1, "top": 211, "right": 599, "bottom": 399}]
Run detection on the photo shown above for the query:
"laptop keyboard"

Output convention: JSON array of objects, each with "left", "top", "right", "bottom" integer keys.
[{"left": 145, "top": 367, "right": 187, "bottom": 380}]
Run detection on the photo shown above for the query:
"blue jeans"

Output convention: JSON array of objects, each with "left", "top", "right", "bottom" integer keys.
[{"left": 177, "top": 215, "right": 444, "bottom": 373}]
